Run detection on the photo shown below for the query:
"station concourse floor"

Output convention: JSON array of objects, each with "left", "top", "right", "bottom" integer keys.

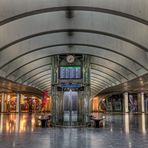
[{"left": 0, "top": 113, "right": 148, "bottom": 148}]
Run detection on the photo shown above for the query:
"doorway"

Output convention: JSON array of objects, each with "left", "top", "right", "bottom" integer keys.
[{"left": 63, "top": 90, "right": 78, "bottom": 125}]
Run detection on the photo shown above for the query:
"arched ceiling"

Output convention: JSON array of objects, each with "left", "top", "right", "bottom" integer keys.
[{"left": 0, "top": 0, "right": 147, "bottom": 97}]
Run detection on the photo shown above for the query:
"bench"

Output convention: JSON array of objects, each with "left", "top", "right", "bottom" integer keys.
[
  {"left": 37, "top": 114, "right": 52, "bottom": 127},
  {"left": 89, "top": 115, "right": 105, "bottom": 128},
  {"left": 38, "top": 117, "right": 49, "bottom": 127}
]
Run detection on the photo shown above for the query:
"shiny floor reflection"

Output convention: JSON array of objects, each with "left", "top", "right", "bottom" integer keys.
[{"left": 0, "top": 113, "right": 148, "bottom": 148}]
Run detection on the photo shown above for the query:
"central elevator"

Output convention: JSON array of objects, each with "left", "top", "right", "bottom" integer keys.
[{"left": 51, "top": 54, "right": 90, "bottom": 126}]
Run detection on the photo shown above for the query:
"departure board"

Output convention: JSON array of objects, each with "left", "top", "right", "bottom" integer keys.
[{"left": 59, "top": 66, "right": 81, "bottom": 79}]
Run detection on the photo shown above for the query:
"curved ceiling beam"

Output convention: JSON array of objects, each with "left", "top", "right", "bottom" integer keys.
[
  {"left": 91, "top": 81, "right": 106, "bottom": 88},
  {"left": 22, "top": 67, "right": 51, "bottom": 83},
  {"left": 91, "top": 77, "right": 109, "bottom": 87},
  {"left": 91, "top": 82, "right": 106, "bottom": 89},
  {"left": 91, "top": 78, "right": 110, "bottom": 87},
  {"left": 15, "top": 63, "right": 51, "bottom": 81},
  {"left": 21, "top": 70, "right": 113, "bottom": 89},
  {"left": 34, "top": 79, "right": 51, "bottom": 87},
  {"left": 28, "top": 73, "right": 51, "bottom": 86},
  {"left": 90, "top": 83, "right": 107, "bottom": 89},
  {"left": 6, "top": 56, "right": 52, "bottom": 78},
  {"left": 18, "top": 66, "right": 51, "bottom": 83},
  {"left": 27, "top": 72, "right": 51, "bottom": 85},
  {"left": 21, "top": 66, "right": 118, "bottom": 89},
  {"left": 91, "top": 86, "right": 103, "bottom": 92},
  {"left": 26, "top": 67, "right": 119, "bottom": 87},
  {"left": 92, "top": 68, "right": 121, "bottom": 83},
  {"left": 30, "top": 76, "right": 108, "bottom": 92},
  {"left": 0, "top": 6, "right": 147, "bottom": 26},
  {"left": 31, "top": 76, "right": 51, "bottom": 86},
  {"left": 6, "top": 54, "right": 116, "bottom": 87},
  {"left": 91, "top": 57, "right": 138, "bottom": 78},
  {"left": 2, "top": 43, "right": 140, "bottom": 77},
  {"left": 36, "top": 81, "right": 51, "bottom": 89},
  {"left": 91, "top": 75, "right": 112, "bottom": 86},
  {"left": 91, "top": 88, "right": 100, "bottom": 93},
  {"left": 0, "top": 29, "right": 147, "bottom": 55},
  {"left": 38, "top": 83, "right": 51, "bottom": 89},
  {"left": 91, "top": 71, "right": 117, "bottom": 85},
  {"left": 21, "top": 69, "right": 51, "bottom": 83},
  {"left": 15, "top": 59, "right": 128, "bottom": 83},
  {"left": 39, "top": 85, "right": 51, "bottom": 90},
  {"left": 91, "top": 87, "right": 102, "bottom": 93},
  {"left": 91, "top": 63, "right": 129, "bottom": 80}
]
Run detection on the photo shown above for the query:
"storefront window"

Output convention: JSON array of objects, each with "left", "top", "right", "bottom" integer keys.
[
  {"left": 20, "top": 96, "right": 42, "bottom": 113},
  {"left": 106, "top": 95, "right": 123, "bottom": 112},
  {"left": 9, "top": 96, "right": 16, "bottom": 112}
]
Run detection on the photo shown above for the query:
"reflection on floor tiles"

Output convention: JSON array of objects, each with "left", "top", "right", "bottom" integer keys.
[
  {"left": 0, "top": 114, "right": 36, "bottom": 134},
  {"left": 0, "top": 113, "right": 148, "bottom": 148}
]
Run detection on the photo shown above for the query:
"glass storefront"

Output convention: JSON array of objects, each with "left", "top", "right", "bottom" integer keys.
[
  {"left": 91, "top": 97, "right": 99, "bottom": 112},
  {"left": 0, "top": 93, "right": 51, "bottom": 113},
  {"left": 9, "top": 95, "right": 16, "bottom": 112},
  {"left": 106, "top": 95, "right": 123, "bottom": 112}
]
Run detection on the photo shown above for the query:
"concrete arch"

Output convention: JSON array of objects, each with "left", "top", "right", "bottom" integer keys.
[
  {"left": 0, "top": 6, "right": 147, "bottom": 26},
  {"left": 19, "top": 65, "right": 117, "bottom": 88},
  {"left": 2, "top": 43, "right": 140, "bottom": 78},
  {"left": 2, "top": 45, "right": 142, "bottom": 81},
  {"left": 0, "top": 10, "right": 147, "bottom": 53},
  {"left": 0, "top": 1, "right": 147, "bottom": 95}
]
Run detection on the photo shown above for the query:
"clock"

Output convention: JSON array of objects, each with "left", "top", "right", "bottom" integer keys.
[{"left": 66, "top": 55, "right": 75, "bottom": 63}]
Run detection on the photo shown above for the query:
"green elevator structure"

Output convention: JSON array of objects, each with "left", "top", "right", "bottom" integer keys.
[{"left": 51, "top": 54, "right": 91, "bottom": 126}]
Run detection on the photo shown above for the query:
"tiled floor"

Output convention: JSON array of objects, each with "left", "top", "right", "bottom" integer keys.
[{"left": 0, "top": 113, "right": 148, "bottom": 148}]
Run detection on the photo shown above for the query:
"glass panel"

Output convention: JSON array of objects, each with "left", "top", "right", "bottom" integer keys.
[{"left": 64, "top": 91, "right": 78, "bottom": 125}]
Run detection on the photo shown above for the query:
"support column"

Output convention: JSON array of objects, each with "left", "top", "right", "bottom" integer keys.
[
  {"left": 124, "top": 92, "right": 128, "bottom": 113},
  {"left": 51, "top": 56, "right": 59, "bottom": 125},
  {"left": 1, "top": 93, "right": 5, "bottom": 113},
  {"left": 140, "top": 92, "right": 145, "bottom": 113},
  {"left": 82, "top": 55, "right": 91, "bottom": 123},
  {"left": 16, "top": 93, "right": 20, "bottom": 113}
]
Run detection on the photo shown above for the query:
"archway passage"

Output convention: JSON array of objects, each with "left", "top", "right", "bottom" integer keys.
[{"left": 0, "top": 0, "right": 147, "bottom": 114}]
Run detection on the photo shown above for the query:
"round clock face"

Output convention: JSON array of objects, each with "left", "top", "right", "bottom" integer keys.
[{"left": 66, "top": 55, "right": 75, "bottom": 63}]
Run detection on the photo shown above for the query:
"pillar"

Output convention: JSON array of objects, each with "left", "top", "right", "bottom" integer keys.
[
  {"left": 124, "top": 113, "right": 129, "bottom": 134},
  {"left": 1, "top": 93, "right": 5, "bottom": 113},
  {"left": 16, "top": 93, "right": 20, "bottom": 113},
  {"left": 51, "top": 56, "right": 59, "bottom": 125},
  {"left": 123, "top": 92, "right": 128, "bottom": 113},
  {"left": 138, "top": 92, "right": 145, "bottom": 113}
]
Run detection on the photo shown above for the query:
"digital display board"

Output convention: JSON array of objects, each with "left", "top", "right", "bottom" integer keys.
[{"left": 59, "top": 66, "right": 82, "bottom": 79}]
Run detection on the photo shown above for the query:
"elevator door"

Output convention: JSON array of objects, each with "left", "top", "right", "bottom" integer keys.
[{"left": 64, "top": 91, "right": 78, "bottom": 125}]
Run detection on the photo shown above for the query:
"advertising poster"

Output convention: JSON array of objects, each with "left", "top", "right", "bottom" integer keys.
[{"left": 128, "top": 94, "right": 138, "bottom": 112}]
